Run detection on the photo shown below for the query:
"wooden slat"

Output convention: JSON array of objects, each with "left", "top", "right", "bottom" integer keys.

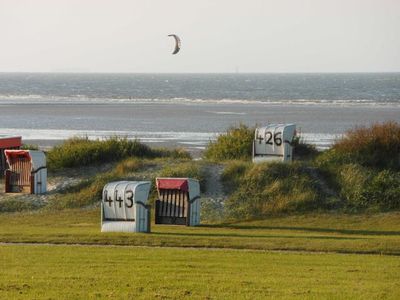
[
  {"left": 6, "top": 155, "right": 31, "bottom": 191},
  {"left": 156, "top": 188, "right": 191, "bottom": 224},
  {"left": 159, "top": 190, "right": 165, "bottom": 216},
  {"left": 163, "top": 190, "right": 169, "bottom": 217},
  {"left": 183, "top": 192, "right": 188, "bottom": 218},
  {"left": 170, "top": 190, "right": 176, "bottom": 217},
  {"left": 175, "top": 190, "right": 180, "bottom": 217},
  {"left": 179, "top": 191, "right": 183, "bottom": 217}
]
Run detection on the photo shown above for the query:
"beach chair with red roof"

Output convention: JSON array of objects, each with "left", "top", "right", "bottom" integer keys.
[
  {"left": 155, "top": 178, "right": 201, "bottom": 226},
  {"left": 4, "top": 150, "right": 47, "bottom": 194}
]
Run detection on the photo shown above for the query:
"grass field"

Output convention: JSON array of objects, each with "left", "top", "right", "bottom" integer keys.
[
  {"left": 1, "top": 244, "right": 400, "bottom": 299},
  {"left": 1, "top": 209, "right": 400, "bottom": 255},
  {"left": 1, "top": 209, "right": 400, "bottom": 299}
]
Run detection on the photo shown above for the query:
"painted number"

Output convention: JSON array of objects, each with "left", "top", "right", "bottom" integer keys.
[
  {"left": 104, "top": 191, "right": 113, "bottom": 207},
  {"left": 264, "top": 131, "right": 282, "bottom": 146},
  {"left": 116, "top": 196, "right": 123, "bottom": 208},
  {"left": 274, "top": 132, "right": 282, "bottom": 146},
  {"left": 125, "top": 190, "right": 134, "bottom": 208},
  {"left": 265, "top": 132, "right": 273, "bottom": 145},
  {"left": 103, "top": 190, "right": 134, "bottom": 208}
]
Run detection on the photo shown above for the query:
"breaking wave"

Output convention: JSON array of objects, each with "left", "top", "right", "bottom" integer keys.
[{"left": 0, "top": 94, "right": 399, "bottom": 107}]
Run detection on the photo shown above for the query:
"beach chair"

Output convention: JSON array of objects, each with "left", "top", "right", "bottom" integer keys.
[
  {"left": 155, "top": 178, "right": 201, "bottom": 226},
  {"left": 101, "top": 181, "right": 151, "bottom": 233},
  {"left": 253, "top": 124, "right": 296, "bottom": 163},
  {"left": 0, "top": 136, "right": 21, "bottom": 176},
  {"left": 4, "top": 150, "right": 47, "bottom": 194}
]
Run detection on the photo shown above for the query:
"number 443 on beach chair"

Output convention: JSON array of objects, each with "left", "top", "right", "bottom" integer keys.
[{"left": 155, "top": 178, "right": 201, "bottom": 226}]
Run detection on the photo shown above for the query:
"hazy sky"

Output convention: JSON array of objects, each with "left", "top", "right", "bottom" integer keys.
[{"left": 0, "top": 0, "right": 399, "bottom": 73}]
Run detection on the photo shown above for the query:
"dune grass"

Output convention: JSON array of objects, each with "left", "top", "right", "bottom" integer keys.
[
  {"left": 315, "top": 122, "right": 400, "bottom": 212},
  {"left": 47, "top": 158, "right": 205, "bottom": 210},
  {"left": 1, "top": 209, "right": 400, "bottom": 255},
  {"left": 221, "top": 161, "right": 338, "bottom": 219},
  {"left": 332, "top": 121, "right": 400, "bottom": 170},
  {"left": 204, "top": 123, "right": 254, "bottom": 161},
  {"left": 47, "top": 137, "right": 190, "bottom": 170},
  {"left": 1, "top": 244, "right": 399, "bottom": 299}
]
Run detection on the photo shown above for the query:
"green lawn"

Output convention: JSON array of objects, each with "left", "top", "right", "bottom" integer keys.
[
  {"left": 0, "top": 209, "right": 400, "bottom": 255},
  {"left": 0, "top": 244, "right": 399, "bottom": 299}
]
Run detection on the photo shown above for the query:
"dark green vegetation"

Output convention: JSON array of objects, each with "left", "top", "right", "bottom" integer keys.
[
  {"left": 316, "top": 121, "right": 400, "bottom": 212},
  {"left": 20, "top": 143, "right": 39, "bottom": 150},
  {"left": 1, "top": 123, "right": 400, "bottom": 299},
  {"left": 1, "top": 244, "right": 400, "bottom": 300},
  {"left": 214, "top": 122, "right": 400, "bottom": 218},
  {"left": 222, "top": 161, "right": 337, "bottom": 219},
  {"left": 1, "top": 209, "right": 400, "bottom": 255},
  {"left": 204, "top": 124, "right": 319, "bottom": 162},
  {"left": 330, "top": 121, "right": 400, "bottom": 170},
  {"left": 50, "top": 158, "right": 205, "bottom": 210},
  {"left": 47, "top": 136, "right": 190, "bottom": 170},
  {"left": 204, "top": 123, "right": 254, "bottom": 161}
]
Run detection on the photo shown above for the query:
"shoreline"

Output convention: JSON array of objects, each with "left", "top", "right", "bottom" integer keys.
[{"left": 24, "top": 138, "right": 206, "bottom": 158}]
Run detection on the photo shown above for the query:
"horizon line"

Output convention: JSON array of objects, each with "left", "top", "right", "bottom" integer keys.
[{"left": 1, "top": 71, "right": 400, "bottom": 75}]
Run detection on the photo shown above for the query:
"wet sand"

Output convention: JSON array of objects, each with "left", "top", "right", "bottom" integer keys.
[{"left": 1, "top": 102, "right": 400, "bottom": 151}]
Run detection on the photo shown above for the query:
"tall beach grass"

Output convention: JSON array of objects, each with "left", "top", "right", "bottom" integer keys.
[{"left": 47, "top": 136, "right": 190, "bottom": 170}]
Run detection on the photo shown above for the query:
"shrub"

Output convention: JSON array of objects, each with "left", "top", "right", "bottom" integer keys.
[
  {"left": 0, "top": 199, "right": 40, "bottom": 213},
  {"left": 153, "top": 148, "right": 191, "bottom": 160},
  {"left": 332, "top": 121, "right": 400, "bottom": 170},
  {"left": 336, "top": 164, "right": 371, "bottom": 209},
  {"left": 204, "top": 123, "right": 317, "bottom": 162},
  {"left": 336, "top": 164, "right": 400, "bottom": 211},
  {"left": 47, "top": 137, "right": 190, "bottom": 170},
  {"left": 49, "top": 158, "right": 150, "bottom": 209},
  {"left": 49, "top": 172, "right": 119, "bottom": 210},
  {"left": 221, "top": 160, "right": 251, "bottom": 194},
  {"left": 114, "top": 158, "right": 143, "bottom": 176},
  {"left": 366, "top": 170, "right": 400, "bottom": 210},
  {"left": 20, "top": 144, "right": 39, "bottom": 150},
  {"left": 223, "top": 162, "right": 330, "bottom": 220},
  {"left": 204, "top": 124, "right": 254, "bottom": 161}
]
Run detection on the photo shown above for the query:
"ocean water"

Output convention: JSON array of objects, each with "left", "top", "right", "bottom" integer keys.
[{"left": 0, "top": 73, "right": 399, "bottom": 150}]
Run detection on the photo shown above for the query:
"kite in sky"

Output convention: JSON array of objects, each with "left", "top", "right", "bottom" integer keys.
[{"left": 168, "top": 34, "right": 181, "bottom": 55}]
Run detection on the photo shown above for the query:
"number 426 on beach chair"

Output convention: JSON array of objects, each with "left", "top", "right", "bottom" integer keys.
[{"left": 155, "top": 178, "right": 201, "bottom": 226}]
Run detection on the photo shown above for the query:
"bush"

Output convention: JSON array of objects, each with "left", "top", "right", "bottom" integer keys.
[
  {"left": 221, "top": 160, "right": 251, "bottom": 194},
  {"left": 20, "top": 144, "right": 39, "bottom": 150},
  {"left": 153, "top": 148, "right": 191, "bottom": 160},
  {"left": 223, "top": 162, "right": 330, "bottom": 220},
  {"left": 204, "top": 123, "right": 317, "bottom": 162},
  {"left": 204, "top": 124, "right": 254, "bottom": 161},
  {"left": 47, "top": 137, "right": 190, "bottom": 170},
  {"left": 336, "top": 164, "right": 371, "bottom": 209},
  {"left": 0, "top": 199, "right": 40, "bottom": 213},
  {"left": 114, "top": 158, "right": 143, "bottom": 176},
  {"left": 366, "top": 170, "right": 400, "bottom": 210},
  {"left": 337, "top": 164, "right": 400, "bottom": 211},
  {"left": 49, "top": 158, "right": 150, "bottom": 209},
  {"left": 332, "top": 121, "right": 400, "bottom": 170}
]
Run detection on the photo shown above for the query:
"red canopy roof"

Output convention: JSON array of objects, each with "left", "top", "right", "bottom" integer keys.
[
  {"left": 156, "top": 178, "right": 188, "bottom": 192},
  {"left": 0, "top": 136, "right": 22, "bottom": 149},
  {"left": 4, "top": 150, "right": 31, "bottom": 160}
]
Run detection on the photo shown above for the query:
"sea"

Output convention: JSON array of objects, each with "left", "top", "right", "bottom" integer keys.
[{"left": 0, "top": 73, "right": 399, "bottom": 152}]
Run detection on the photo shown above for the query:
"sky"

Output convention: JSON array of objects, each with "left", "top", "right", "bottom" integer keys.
[{"left": 0, "top": 0, "right": 399, "bottom": 73}]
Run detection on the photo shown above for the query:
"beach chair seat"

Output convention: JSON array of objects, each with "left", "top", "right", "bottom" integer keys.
[
  {"left": 4, "top": 150, "right": 47, "bottom": 194},
  {"left": 155, "top": 178, "right": 201, "bottom": 226}
]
